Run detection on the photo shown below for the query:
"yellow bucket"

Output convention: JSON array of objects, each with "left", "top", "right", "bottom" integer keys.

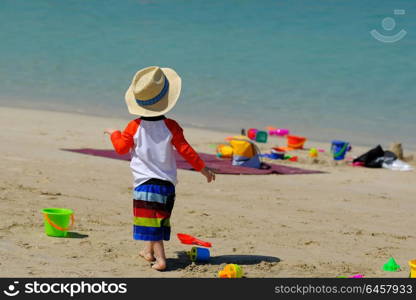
[{"left": 409, "top": 260, "right": 416, "bottom": 278}]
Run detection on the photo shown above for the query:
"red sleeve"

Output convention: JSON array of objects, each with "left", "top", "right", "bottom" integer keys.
[
  {"left": 164, "top": 119, "right": 206, "bottom": 171},
  {"left": 110, "top": 119, "right": 141, "bottom": 155}
]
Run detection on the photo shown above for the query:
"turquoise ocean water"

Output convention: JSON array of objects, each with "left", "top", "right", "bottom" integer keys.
[{"left": 0, "top": 0, "right": 415, "bottom": 148}]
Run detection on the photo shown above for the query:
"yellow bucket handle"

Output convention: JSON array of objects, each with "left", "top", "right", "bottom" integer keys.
[{"left": 43, "top": 213, "right": 74, "bottom": 231}]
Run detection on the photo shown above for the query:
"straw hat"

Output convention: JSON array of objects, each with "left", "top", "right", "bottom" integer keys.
[{"left": 125, "top": 66, "right": 182, "bottom": 117}]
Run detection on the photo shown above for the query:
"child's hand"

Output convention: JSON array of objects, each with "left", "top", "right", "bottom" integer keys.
[
  {"left": 200, "top": 167, "right": 216, "bottom": 183},
  {"left": 104, "top": 128, "right": 117, "bottom": 135}
]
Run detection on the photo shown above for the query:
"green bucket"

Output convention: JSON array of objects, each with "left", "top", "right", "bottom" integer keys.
[{"left": 41, "top": 208, "right": 74, "bottom": 237}]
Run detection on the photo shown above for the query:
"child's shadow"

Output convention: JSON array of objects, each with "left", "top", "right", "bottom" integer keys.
[{"left": 166, "top": 251, "right": 280, "bottom": 271}]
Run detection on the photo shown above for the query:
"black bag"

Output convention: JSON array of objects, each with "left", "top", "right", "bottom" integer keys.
[
  {"left": 353, "top": 145, "right": 385, "bottom": 168},
  {"left": 353, "top": 145, "right": 397, "bottom": 168}
]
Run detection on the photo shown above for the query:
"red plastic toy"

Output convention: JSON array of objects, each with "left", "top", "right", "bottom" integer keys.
[
  {"left": 289, "top": 156, "right": 298, "bottom": 162},
  {"left": 177, "top": 233, "right": 212, "bottom": 248}
]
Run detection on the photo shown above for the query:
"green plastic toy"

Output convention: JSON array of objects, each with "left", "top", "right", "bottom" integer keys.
[
  {"left": 41, "top": 208, "right": 74, "bottom": 237},
  {"left": 255, "top": 131, "right": 268, "bottom": 143},
  {"left": 382, "top": 257, "right": 401, "bottom": 272}
]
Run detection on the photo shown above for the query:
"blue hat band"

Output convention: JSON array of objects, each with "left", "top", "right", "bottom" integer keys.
[{"left": 135, "top": 78, "right": 169, "bottom": 106}]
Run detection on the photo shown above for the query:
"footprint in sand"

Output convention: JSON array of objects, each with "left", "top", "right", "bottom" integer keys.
[
  {"left": 40, "top": 191, "right": 62, "bottom": 196},
  {"left": 304, "top": 240, "right": 320, "bottom": 246}
]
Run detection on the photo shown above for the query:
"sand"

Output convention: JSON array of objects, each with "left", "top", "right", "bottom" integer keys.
[{"left": 0, "top": 106, "right": 415, "bottom": 278}]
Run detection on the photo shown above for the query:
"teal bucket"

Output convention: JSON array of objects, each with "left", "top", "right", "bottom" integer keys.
[{"left": 331, "top": 140, "right": 349, "bottom": 161}]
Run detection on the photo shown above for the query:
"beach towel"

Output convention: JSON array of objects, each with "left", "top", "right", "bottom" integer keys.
[{"left": 62, "top": 148, "right": 324, "bottom": 175}]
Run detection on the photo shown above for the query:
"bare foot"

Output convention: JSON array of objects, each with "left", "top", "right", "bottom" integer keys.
[
  {"left": 151, "top": 258, "right": 166, "bottom": 271},
  {"left": 139, "top": 250, "right": 155, "bottom": 262}
]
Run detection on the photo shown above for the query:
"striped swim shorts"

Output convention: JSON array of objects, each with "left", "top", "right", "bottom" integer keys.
[{"left": 133, "top": 178, "right": 175, "bottom": 241}]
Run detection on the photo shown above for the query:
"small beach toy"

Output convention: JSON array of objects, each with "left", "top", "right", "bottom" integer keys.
[
  {"left": 271, "top": 149, "right": 285, "bottom": 160},
  {"left": 338, "top": 274, "right": 364, "bottom": 278},
  {"left": 349, "top": 274, "right": 364, "bottom": 278},
  {"left": 270, "top": 153, "right": 280, "bottom": 160},
  {"left": 331, "top": 140, "right": 350, "bottom": 161},
  {"left": 41, "top": 208, "right": 74, "bottom": 237},
  {"left": 262, "top": 151, "right": 284, "bottom": 160},
  {"left": 382, "top": 257, "right": 401, "bottom": 272},
  {"left": 177, "top": 233, "right": 212, "bottom": 247},
  {"left": 247, "top": 128, "right": 258, "bottom": 140},
  {"left": 273, "top": 147, "right": 286, "bottom": 153},
  {"left": 216, "top": 144, "right": 233, "bottom": 158},
  {"left": 409, "top": 260, "right": 416, "bottom": 278},
  {"left": 255, "top": 131, "right": 268, "bottom": 143},
  {"left": 309, "top": 148, "right": 318, "bottom": 158},
  {"left": 188, "top": 246, "right": 210, "bottom": 262},
  {"left": 318, "top": 148, "right": 325, "bottom": 153},
  {"left": 287, "top": 135, "right": 307, "bottom": 149},
  {"left": 276, "top": 128, "right": 289, "bottom": 137},
  {"left": 352, "top": 161, "right": 365, "bottom": 167},
  {"left": 288, "top": 156, "right": 298, "bottom": 162},
  {"left": 266, "top": 126, "right": 278, "bottom": 135},
  {"left": 267, "top": 127, "right": 290, "bottom": 137},
  {"left": 284, "top": 154, "right": 292, "bottom": 160},
  {"left": 261, "top": 153, "right": 277, "bottom": 160},
  {"left": 218, "top": 264, "right": 244, "bottom": 278}
]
